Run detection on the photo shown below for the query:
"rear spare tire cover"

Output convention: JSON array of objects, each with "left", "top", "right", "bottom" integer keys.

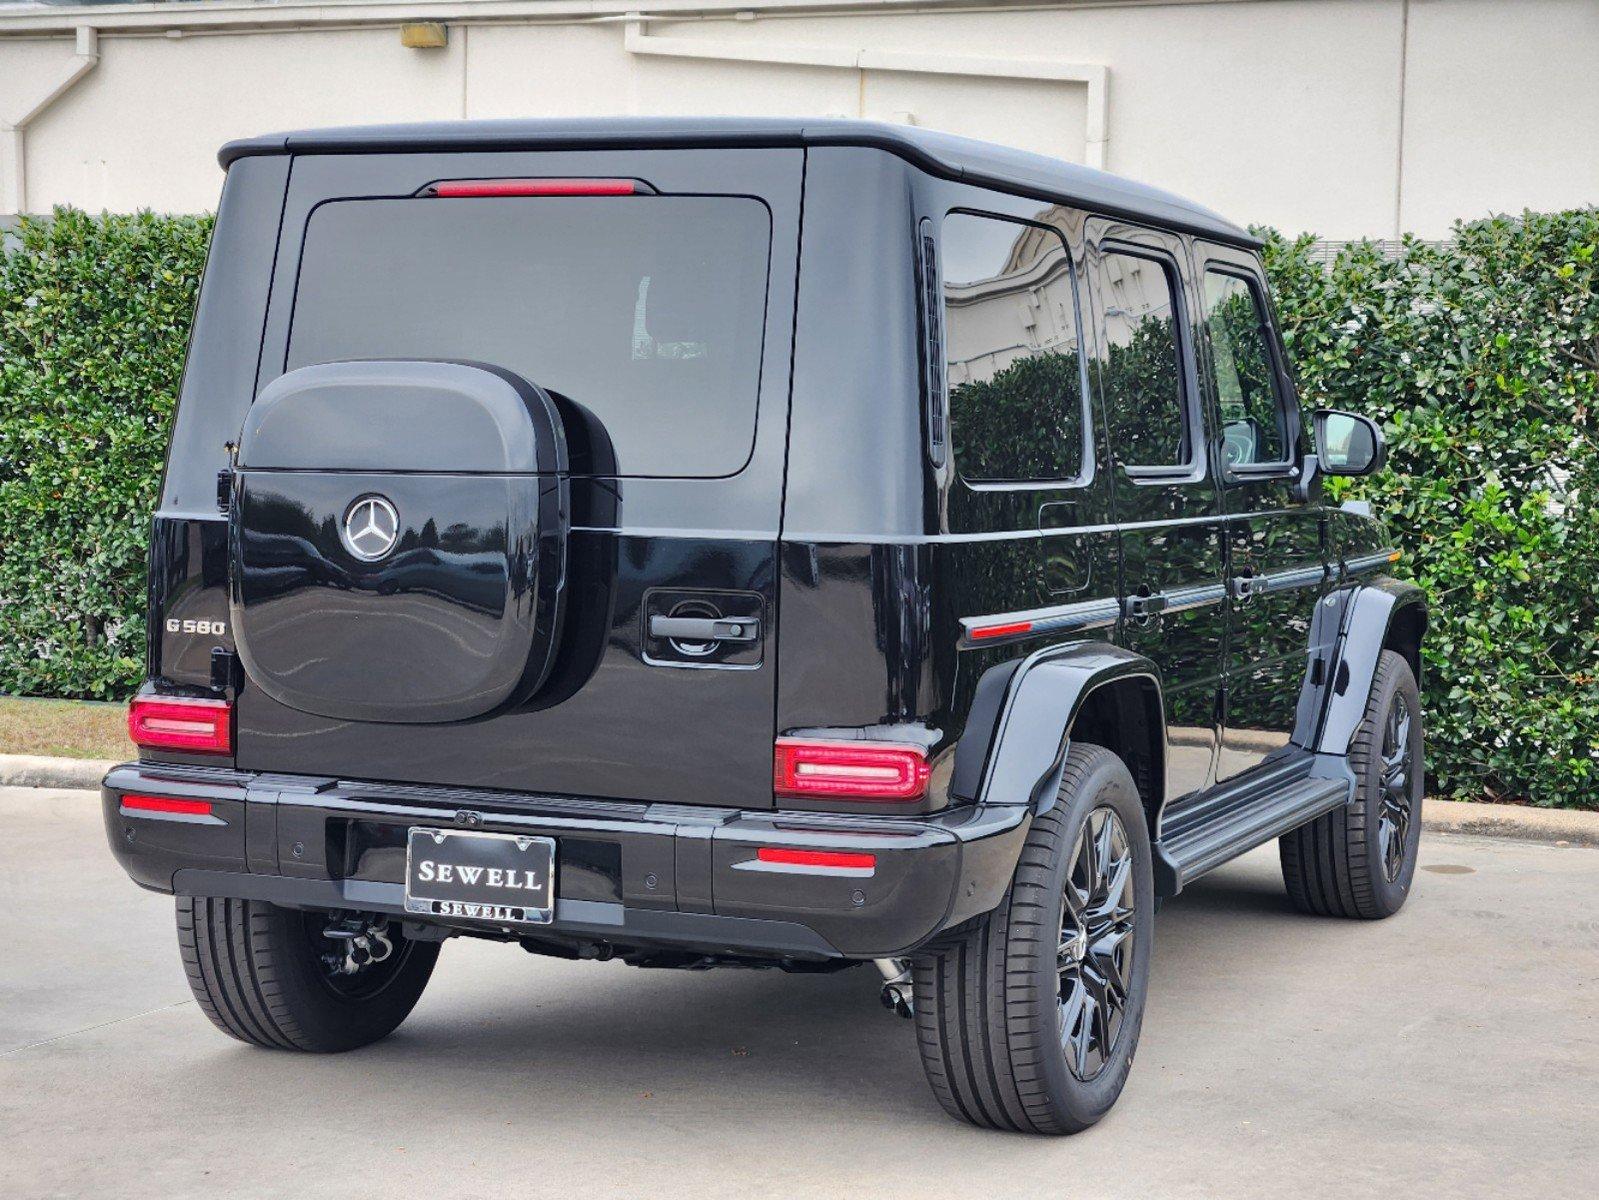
[{"left": 229, "top": 361, "right": 569, "bottom": 724}]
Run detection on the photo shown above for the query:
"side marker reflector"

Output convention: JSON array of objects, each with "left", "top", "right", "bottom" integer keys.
[
  {"left": 121, "top": 795, "right": 214, "bottom": 817},
  {"left": 969, "top": 620, "right": 1034, "bottom": 641},
  {"left": 755, "top": 847, "right": 877, "bottom": 871}
]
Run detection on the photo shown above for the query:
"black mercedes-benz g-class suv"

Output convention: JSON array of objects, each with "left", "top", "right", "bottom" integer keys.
[{"left": 105, "top": 117, "right": 1426, "bottom": 1134}]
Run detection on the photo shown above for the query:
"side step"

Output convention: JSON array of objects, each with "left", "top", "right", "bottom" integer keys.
[{"left": 1153, "top": 762, "right": 1351, "bottom": 896}]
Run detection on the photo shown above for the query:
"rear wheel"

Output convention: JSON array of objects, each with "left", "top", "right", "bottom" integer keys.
[
  {"left": 912, "top": 743, "right": 1154, "bottom": 1134},
  {"left": 176, "top": 897, "right": 440, "bottom": 1052},
  {"left": 1280, "top": 649, "right": 1424, "bottom": 919}
]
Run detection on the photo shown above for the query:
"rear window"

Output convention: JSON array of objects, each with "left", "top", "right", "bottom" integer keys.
[{"left": 285, "top": 195, "right": 772, "bottom": 478}]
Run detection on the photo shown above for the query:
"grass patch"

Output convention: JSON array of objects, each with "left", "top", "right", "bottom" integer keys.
[{"left": 0, "top": 696, "right": 131, "bottom": 760}]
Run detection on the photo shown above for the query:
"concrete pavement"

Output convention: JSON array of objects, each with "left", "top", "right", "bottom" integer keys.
[{"left": 2, "top": 785, "right": 1595, "bottom": 1199}]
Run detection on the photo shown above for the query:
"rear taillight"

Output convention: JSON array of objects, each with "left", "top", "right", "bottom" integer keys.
[
  {"left": 120, "top": 795, "right": 215, "bottom": 817},
  {"left": 128, "top": 696, "right": 232, "bottom": 755},
  {"left": 773, "top": 738, "right": 930, "bottom": 802},
  {"left": 425, "top": 178, "right": 638, "bottom": 198}
]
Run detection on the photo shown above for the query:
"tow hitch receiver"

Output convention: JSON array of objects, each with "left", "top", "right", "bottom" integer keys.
[{"left": 321, "top": 915, "right": 395, "bottom": 977}]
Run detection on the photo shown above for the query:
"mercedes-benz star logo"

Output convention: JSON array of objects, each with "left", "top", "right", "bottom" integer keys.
[{"left": 340, "top": 495, "right": 400, "bottom": 562}]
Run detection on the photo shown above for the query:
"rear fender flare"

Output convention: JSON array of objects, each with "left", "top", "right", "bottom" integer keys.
[
  {"left": 957, "top": 642, "right": 1166, "bottom": 816},
  {"left": 1315, "top": 577, "right": 1427, "bottom": 756}
]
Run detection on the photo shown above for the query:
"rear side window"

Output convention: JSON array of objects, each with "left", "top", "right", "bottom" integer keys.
[
  {"left": 1201, "top": 269, "right": 1288, "bottom": 468},
  {"left": 1098, "top": 251, "right": 1188, "bottom": 471},
  {"left": 286, "top": 195, "right": 772, "bottom": 478},
  {"left": 942, "top": 212, "right": 1087, "bottom": 485}
]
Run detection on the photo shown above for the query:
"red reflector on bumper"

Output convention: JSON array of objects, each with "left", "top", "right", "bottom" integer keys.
[
  {"left": 970, "top": 620, "right": 1033, "bottom": 641},
  {"left": 429, "top": 178, "right": 637, "bottom": 198},
  {"left": 773, "top": 738, "right": 930, "bottom": 801},
  {"left": 121, "top": 795, "right": 214, "bottom": 817},
  {"left": 128, "top": 696, "right": 232, "bottom": 754},
  {"left": 755, "top": 847, "right": 877, "bottom": 870}
]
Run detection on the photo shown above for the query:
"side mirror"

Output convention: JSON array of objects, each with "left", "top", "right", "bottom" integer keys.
[
  {"left": 1314, "top": 409, "right": 1387, "bottom": 476},
  {"left": 1220, "top": 417, "right": 1262, "bottom": 469}
]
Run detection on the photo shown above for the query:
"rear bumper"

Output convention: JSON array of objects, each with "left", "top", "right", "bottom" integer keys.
[{"left": 102, "top": 762, "right": 1029, "bottom": 960}]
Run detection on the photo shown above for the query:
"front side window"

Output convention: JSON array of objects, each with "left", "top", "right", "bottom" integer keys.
[
  {"left": 1202, "top": 270, "right": 1288, "bottom": 468},
  {"left": 1098, "top": 251, "right": 1189, "bottom": 471},
  {"left": 286, "top": 195, "right": 771, "bottom": 478},
  {"left": 942, "top": 212, "right": 1087, "bottom": 484}
]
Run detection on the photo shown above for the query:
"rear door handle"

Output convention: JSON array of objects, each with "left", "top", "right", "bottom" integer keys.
[{"left": 649, "top": 615, "right": 761, "bottom": 643}]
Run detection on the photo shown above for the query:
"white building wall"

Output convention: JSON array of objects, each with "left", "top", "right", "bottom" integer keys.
[{"left": 1, "top": 0, "right": 1595, "bottom": 237}]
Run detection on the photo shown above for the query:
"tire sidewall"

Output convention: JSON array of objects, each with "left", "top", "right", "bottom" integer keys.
[{"left": 1024, "top": 751, "right": 1155, "bottom": 1129}]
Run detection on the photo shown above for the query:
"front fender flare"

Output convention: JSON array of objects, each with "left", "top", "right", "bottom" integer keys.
[
  {"left": 955, "top": 642, "right": 1165, "bottom": 815},
  {"left": 1315, "top": 576, "right": 1427, "bottom": 755}
]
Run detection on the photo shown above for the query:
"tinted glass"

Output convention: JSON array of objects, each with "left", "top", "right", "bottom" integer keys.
[
  {"left": 287, "top": 196, "right": 771, "bottom": 478},
  {"left": 1203, "top": 270, "right": 1287, "bottom": 466},
  {"left": 942, "top": 212, "right": 1085, "bottom": 483},
  {"left": 1099, "top": 251, "right": 1187, "bottom": 469}
]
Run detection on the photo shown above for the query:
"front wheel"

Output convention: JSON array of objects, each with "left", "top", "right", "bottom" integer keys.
[
  {"left": 176, "top": 897, "right": 440, "bottom": 1052},
  {"left": 912, "top": 743, "right": 1155, "bottom": 1134},
  {"left": 1280, "top": 649, "right": 1424, "bottom": 919}
]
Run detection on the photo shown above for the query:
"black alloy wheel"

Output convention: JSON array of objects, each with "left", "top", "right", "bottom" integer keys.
[
  {"left": 1059, "top": 806, "right": 1138, "bottom": 1082},
  {"left": 913, "top": 743, "right": 1154, "bottom": 1133},
  {"left": 1377, "top": 692, "right": 1416, "bottom": 883}
]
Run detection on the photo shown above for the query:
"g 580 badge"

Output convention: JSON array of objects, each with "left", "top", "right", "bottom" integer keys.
[{"left": 165, "top": 618, "right": 228, "bottom": 636}]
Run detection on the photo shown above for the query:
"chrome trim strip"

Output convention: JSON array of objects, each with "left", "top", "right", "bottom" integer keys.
[
  {"left": 1163, "top": 582, "right": 1229, "bottom": 613},
  {"left": 960, "top": 596, "right": 1120, "bottom": 647},
  {"left": 959, "top": 552, "right": 1396, "bottom": 648},
  {"left": 961, "top": 581, "right": 1236, "bottom": 647},
  {"left": 1345, "top": 550, "right": 1399, "bottom": 577},
  {"left": 1248, "top": 564, "right": 1330, "bottom": 597},
  {"left": 730, "top": 860, "right": 875, "bottom": 878}
]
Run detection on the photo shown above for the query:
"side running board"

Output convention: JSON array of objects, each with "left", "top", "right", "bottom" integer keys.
[{"left": 1153, "top": 761, "right": 1351, "bottom": 896}]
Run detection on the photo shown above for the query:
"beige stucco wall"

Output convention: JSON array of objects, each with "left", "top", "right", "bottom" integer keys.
[{"left": 1, "top": 0, "right": 1594, "bottom": 237}]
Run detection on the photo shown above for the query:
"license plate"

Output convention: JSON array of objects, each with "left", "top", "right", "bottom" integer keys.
[{"left": 404, "top": 828, "right": 556, "bottom": 926}]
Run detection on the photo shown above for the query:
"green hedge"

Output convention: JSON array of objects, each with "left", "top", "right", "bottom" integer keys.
[
  {"left": 0, "top": 209, "right": 212, "bottom": 698},
  {"left": 1262, "top": 211, "right": 1599, "bottom": 809},
  {"left": 2, "top": 207, "right": 1595, "bottom": 807}
]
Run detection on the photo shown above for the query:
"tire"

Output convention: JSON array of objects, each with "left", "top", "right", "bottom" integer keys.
[
  {"left": 176, "top": 897, "right": 440, "bottom": 1052},
  {"left": 912, "top": 743, "right": 1155, "bottom": 1134},
  {"left": 1280, "top": 649, "right": 1424, "bottom": 919}
]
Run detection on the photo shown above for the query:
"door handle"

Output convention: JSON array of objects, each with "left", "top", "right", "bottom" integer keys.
[
  {"left": 649, "top": 615, "right": 761, "bottom": 643},
  {"left": 1123, "top": 590, "right": 1168, "bottom": 622}
]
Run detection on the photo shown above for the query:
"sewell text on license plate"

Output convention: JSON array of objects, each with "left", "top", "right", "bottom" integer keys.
[{"left": 404, "top": 828, "right": 556, "bottom": 926}]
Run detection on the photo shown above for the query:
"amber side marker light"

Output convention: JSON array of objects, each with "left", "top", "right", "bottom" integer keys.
[
  {"left": 128, "top": 696, "right": 232, "bottom": 754},
  {"left": 425, "top": 179, "right": 638, "bottom": 198},
  {"left": 773, "top": 738, "right": 930, "bottom": 801},
  {"left": 121, "top": 795, "right": 215, "bottom": 817}
]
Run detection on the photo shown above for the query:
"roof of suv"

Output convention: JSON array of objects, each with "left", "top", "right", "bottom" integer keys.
[{"left": 219, "top": 116, "right": 1259, "bottom": 247}]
